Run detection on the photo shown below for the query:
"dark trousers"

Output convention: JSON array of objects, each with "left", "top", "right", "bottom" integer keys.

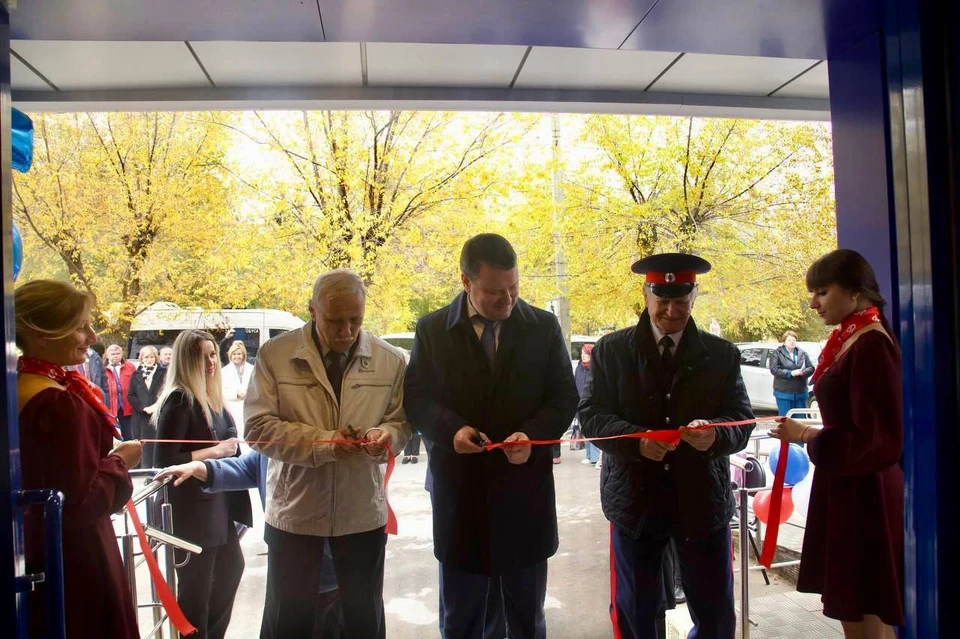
[
  {"left": 404, "top": 432, "right": 422, "bottom": 456},
  {"left": 439, "top": 568, "right": 507, "bottom": 639},
  {"left": 261, "top": 524, "right": 386, "bottom": 639},
  {"left": 610, "top": 525, "right": 734, "bottom": 639},
  {"left": 175, "top": 523, "right": 245, "bottom": 639},
  {"left": 118, "top": 413, "right": 132, "bottom": 441},
  {"left": 440, "top": 561, "right": 547, "bottom": 639},
  {"left": 312, "top": 590, "right": 343, "bottom": 639}
]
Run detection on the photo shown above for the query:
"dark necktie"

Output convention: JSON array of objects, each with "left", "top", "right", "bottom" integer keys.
[
  {"left": 659, "top": 336, "right": 675, "bottom": 374},
  {"left": 113, "top": 367, "right": 124, "bottom": 411},
  {"left": 479, "top": 318, "right": 497, "bottom": 370},
  {"left": 325, "top": 352, "right": 345, "bottom": 403}
]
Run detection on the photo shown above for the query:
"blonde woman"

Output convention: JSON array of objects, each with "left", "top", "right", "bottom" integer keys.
[
  {"left": 154, "top": 329, "right": 251, "bottom": 639},
  {"left": 128, "top": 344, "right": 166, "bottom": 467},
  {"left": 15, "top": 279, "right": 141, "bottom": 638},
  {"left": 222, "top": 340, "right": 253, "bottom": 430}
]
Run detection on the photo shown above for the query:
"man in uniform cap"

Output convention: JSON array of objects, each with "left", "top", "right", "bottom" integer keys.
[{"left": 579, "top": 252, "right": 754, "bottom": 639}]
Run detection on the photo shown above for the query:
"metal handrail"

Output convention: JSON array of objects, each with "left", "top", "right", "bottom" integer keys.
[
  {"left": 141, "top": 526, "right": 202, "bottom": 555},
  {"left": 15, "top": 489, "right": 66, "bottom": 639},
  {"left": 118, "top": 476, "right": 199, "bottom": 639},
  {"left": 131, "top": 474, "right": 174, "bottom": 506},
  {"left": 733, "top": 427, "right": 818, "bottom": 638}
]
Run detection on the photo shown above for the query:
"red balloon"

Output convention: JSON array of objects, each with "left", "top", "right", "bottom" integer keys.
[{"left": 752, "top": 487, "right": 795, "bottom": 524}]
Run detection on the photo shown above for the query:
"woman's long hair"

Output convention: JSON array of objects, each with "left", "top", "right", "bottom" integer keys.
[
  {"left": 153, "top": 329, "right": 224, "bottom": 426},
  {"left": 806, "top": 248, "right": 899, "bottom": 347}
]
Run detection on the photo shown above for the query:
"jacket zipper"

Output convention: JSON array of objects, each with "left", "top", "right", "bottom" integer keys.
[{"left": 350, "top": 383, "right": 392, "bottom": 389}]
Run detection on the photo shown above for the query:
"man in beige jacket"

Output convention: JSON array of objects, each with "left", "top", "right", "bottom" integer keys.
[{"left": 245, "top": 268, "right": 410, "bottom": 639}]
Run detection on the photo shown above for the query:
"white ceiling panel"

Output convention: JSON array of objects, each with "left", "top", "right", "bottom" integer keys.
[
  {"left": 650, "top": 53, "right": 818, "bottom": 97},
  {"left": 11, "top": 55, "right": 52, "bottom": 91},
  {"left": 11, "top": 40, "right": 210, "bottom": 91},
  {"left": 366, "top": 43, "right": 527, "bottom": 88},
  {"left": 514, "top": 47, "right": 680, "bottom": 91},
  {"left": 190, "top": 41, "right": 362, "bottom": 87},
  {"left": 774, "top": 61, "right": 829, "bottom": 99}
]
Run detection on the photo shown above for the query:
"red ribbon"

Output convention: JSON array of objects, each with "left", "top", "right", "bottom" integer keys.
[
  {"left": 125, "top": 499, "right": 197, "bottom": 635},
  {"left": 139, "top": 419, "right": 788, "bottom": 627},
  {"left": 483, "top": 418, "right": 761, "bottom": 450},
  {"left": 759, "top": 439, "right": 789, "bottom": 569}
]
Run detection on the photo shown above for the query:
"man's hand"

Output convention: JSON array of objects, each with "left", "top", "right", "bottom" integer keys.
[
  {"left": 453, "top": 426, "right": 489, "bottom": 454},
  {"left": 502, "top": 432, "right": 532, "bottom": 465},
  {"left": 211, "top": 437, "right": 241, "bottom": 459},
  {"left": 791, "top": 369, "right": 804, "bottom": 377},
  {"left": 363, "top": 428, "right": 391, "bottom": 457},
  {"left": 639, "top": 438, "right": 675, "bottom": 461},
  {"left": 679, "top": 420, "right": 716, "bottom": 451},
  {"left": 110, "top": 440, "right": 143, "bottom": 468},
  {"left": 332, "top": 427, "right": 364, "bottom": 459},
  {"left": 155, "top": 460, "right": 208, "bottom": 486}
]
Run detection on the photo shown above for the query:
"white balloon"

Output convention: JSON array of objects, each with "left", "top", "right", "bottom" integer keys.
[{"left": 793, "top": 473, "right": 814, "bottom": 518}]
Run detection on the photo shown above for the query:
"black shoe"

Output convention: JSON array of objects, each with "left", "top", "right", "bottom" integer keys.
[
  {"left": 411, "top": 456, "right": 419, "bottom": 464},
  {"left": 402, "top": 457, "right": 410, "bottom": 464}
]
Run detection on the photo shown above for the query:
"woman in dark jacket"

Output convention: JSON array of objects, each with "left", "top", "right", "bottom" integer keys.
[
  {"left": 154, "top": 329, "right": 252, "bottom": 639},
  {"left": 768, "top": 330, "right": 815, "bottom": 415},
  {"left": 128, "top": 344, "right": 166, "bottom": 468}
]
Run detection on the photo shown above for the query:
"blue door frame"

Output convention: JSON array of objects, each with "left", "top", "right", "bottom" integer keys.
[
  {"left": 0, "top": 1, "right": 957, "bottom": 636},
  {"left": 0, "top": 4, "right": 24, "bottom": 634}
]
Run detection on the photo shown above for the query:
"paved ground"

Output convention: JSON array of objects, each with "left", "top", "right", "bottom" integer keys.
[{"left": 130, "top": 442, "right": 841, "bottom": 638}]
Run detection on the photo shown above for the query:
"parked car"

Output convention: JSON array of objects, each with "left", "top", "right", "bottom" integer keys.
[
  {"left": 379, "top": 332, "right": 413, "bottom": 362},
  {"left": 736, "top": 341, "right": 824, "bottom": 412}
]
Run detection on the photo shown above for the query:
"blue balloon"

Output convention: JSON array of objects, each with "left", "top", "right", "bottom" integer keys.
[
  {"left": 11, "top": 108, "right": 34, "bottom": 173},
  {"left": 768, "top": 443, "right": 811, "bottom": 486},
  {"left": 13, "top": 223, "right": 23, "bottom": 281}
]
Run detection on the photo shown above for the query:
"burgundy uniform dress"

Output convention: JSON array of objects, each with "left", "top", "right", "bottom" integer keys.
[
  {"left": 20, "top": 387, "right": 140, "bottom": 638},
  {"left": 799, "top": 330, "right": 904, "bottom": 625}
]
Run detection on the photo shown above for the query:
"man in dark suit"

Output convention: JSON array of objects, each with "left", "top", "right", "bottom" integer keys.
[
  {"left": 404, "top": 233, "right": 579, "bottom": 639},
  {"left": 579, "top": 253, "right": 754, "bottom": 639}
]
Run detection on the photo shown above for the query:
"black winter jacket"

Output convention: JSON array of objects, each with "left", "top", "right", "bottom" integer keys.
[
  {"left": 578, "top": 312, "right": 754, "bottom": 539},
  {"left": 768, "top": 345, "right": 815, "bottom": 394}
]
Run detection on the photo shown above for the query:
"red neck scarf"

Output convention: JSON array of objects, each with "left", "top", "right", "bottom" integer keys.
[
  {"left": 18, "top": 356, "right": 121, "bottom": 438},
  {"left": 811, "top": 306, "right": 882, "bottom": 383}
]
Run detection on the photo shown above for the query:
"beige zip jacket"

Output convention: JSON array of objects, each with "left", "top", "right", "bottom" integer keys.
[{"left": 244, "top": 324, "right": 410, "bottom": 537}]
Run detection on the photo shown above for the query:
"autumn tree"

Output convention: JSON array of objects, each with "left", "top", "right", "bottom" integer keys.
[
  {"left": 215, "top": 110, "right": 533, "bottom": 330},
  {"left": 13, "top": 112, "right": 238, "bottom": 340},
  {"left": 561, "top": 115, "right": 836, "bottom": 340}
]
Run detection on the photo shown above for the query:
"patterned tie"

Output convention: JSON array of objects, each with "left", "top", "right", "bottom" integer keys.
[
  {"left": 325, "top": 352, "right": 345, "bottom": 403},
  {"left": 479, "top": 318, "right": 497, "bottom": 370},
  {"left": 659, "top": 336, "right": 675, "bottom": 374}
]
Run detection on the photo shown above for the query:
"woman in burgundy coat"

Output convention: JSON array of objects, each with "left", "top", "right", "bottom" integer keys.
[
  {"left": 772, "top": 249, "right": 903, "bottom": 639},
  {"left": 15, "top": 279, "right": 142, "bottom": 638}
]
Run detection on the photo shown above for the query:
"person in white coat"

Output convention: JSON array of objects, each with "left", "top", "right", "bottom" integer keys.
[{"left": 222, "top": 341, "right": 253, "bottom": 430}]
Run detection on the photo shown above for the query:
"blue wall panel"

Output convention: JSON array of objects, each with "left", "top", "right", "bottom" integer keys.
[{"left": 828, "top": 30, "right": 895, "bottom": 310}]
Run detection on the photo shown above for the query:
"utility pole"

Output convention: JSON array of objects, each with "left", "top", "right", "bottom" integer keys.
[{"left": 550, "top": 114, "right": 572, "bottom": 352}]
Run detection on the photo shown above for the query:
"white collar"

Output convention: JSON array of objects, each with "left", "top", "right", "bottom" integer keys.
[{"left": 649, "top": 318, "right": 684, "bottom": 349}]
